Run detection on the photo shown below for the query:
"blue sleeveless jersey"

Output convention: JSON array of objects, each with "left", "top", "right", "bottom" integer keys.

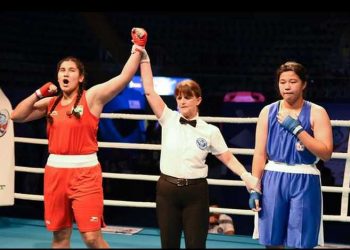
[{"left": 267, "top": 100, "right": 317, "bottom": 165}]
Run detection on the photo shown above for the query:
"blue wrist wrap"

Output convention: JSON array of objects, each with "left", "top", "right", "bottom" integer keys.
[
  {"left": 249, "top": 191, "right": 261, "bottom": 209},
  {"left": 281, "top": 115, "right": 304, "bottom": 136}
]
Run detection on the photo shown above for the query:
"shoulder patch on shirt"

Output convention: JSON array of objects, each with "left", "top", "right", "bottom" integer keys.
[{"left": 196, "top": 138, "right": 208, "bottom": 150}]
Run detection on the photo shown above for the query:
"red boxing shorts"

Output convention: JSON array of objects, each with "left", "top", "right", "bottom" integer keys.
[{"left": 44, "top": 153, "right": 106, "bottom": 232}]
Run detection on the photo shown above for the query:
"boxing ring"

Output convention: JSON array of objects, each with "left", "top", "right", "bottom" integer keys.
[{"left": 2, "top": 110, "right": 350, "bottom": 248}]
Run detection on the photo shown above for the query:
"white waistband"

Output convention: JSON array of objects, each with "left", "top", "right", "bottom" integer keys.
[
  {"left": 47, "top": 153, "right": 99, "bottom": 168},
  {"left": 265, "top": 161, "right": 320, "bottom": 175}
]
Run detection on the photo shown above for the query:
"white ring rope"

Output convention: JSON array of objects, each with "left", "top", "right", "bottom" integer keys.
[
  {"left": 101, "top": 113, "right": 350, "bottom": 127},
  {"left": 13, "top": 113, "right": 350, "bottom": 223},
  {"left": 15, "top": 165, "right": 350, "bottom": 194},
  {"left": 13, "top": 138, "right": 350, "bottom": 159}
]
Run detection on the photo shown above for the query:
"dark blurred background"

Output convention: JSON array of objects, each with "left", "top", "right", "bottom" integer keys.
[{"left": 1, "top": 11, "right": 350, "bottom": 244}]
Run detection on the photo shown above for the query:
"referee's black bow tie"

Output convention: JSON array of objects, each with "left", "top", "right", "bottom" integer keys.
[{"left": 179, "top": 117, "right": 197, "bottom": 127}]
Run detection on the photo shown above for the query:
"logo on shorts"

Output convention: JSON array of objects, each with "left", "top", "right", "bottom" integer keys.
[
  {"left": 90, "top": 216, "right": 98, "bottom": 222},
  {"left": 196, "top": 138, "right": 208, "bottom": 150},
  {"left": 0, "top": 109, "right": 10, "bottom": 137},
  {"left": 45, "top": 220, "right": 51, "bottom": 225},
  {"left": 295, "top": 140, "right": 305, "bottom": 151}
]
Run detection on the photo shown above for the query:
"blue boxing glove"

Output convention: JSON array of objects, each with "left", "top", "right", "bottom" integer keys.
[
  {"left": 249, "top": 191, "right": 262, "bottom": 211},
  {"left": 281, "top": 115, "right": 304, "bottom": 136}
]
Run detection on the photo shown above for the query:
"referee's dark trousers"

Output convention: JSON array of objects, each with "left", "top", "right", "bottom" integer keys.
[{"left": 156, "top": 173, "right": 209, "bottom": 248}]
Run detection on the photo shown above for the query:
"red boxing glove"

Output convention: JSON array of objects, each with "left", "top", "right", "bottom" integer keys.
[
  {"left": 131, "top": 27, "right": 148, "bottom": 47},
  {"left": 35, "top": 82, "right": 57, "bottom": 99}
]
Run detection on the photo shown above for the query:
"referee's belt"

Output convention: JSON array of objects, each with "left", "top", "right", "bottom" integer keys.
[{"left": 161, "top": 173, "right": 206, "bottom": 187}]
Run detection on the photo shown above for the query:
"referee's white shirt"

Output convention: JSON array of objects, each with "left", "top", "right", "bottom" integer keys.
[{"left": 158, "top": 105, "right": 228, "bottom": 179}]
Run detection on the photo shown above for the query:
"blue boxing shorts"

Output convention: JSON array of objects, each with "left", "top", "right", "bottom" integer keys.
[{"left": 258, "top": 161, "right": 322, "bottom": 249}]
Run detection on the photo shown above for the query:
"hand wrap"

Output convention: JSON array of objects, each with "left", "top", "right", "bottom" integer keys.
[
  {"left": 249, "top": 191, "right": 262, "bottom": 210},
  {"left": 131, "top": 27, "right": 148, "bottom": 47},
  {"left": 281, "top": 115, "right": 304, "bottom": 136},
  {"left": 35, "top": 82, "right": 57, "bottom": 99}
]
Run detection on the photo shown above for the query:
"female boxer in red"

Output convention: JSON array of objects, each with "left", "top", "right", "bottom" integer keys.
[{"left": 11, "top": 27, "right": 148, "bottom": 248}]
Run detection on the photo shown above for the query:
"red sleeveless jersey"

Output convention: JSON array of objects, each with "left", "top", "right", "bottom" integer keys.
[{"left": 46, "top": 91, "right": 99, "bottom": 154}]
